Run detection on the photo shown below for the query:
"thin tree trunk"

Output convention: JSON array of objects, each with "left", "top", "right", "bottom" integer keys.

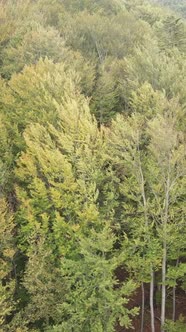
[
  {"left": 161, "top": 166, "right": 170, "bottom": 332},
  {"left": 172, "top": 259, "right": 179, "bottom": 321},
  {"left": 141, "top": 282, "right": 145, "bottom": 332},
  {"left": 161, "top": 241, "right": 167, "bottom": 332},
  {"left": 139, "top": 156, "right": 153, "bottom": 331},
  {"left": 150, "top": 268, "right": 155, "bottom": 332},
  {"left": 172, "top": 285, "right": 176, "bottom": 322}
]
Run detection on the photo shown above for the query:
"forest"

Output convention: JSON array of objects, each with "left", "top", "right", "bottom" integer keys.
[
  {"left": 152, "top": 0, "right": 186, "bottom": 18},
  {"left": 0, "top": 0, "right": 186, "bottom": 331}
]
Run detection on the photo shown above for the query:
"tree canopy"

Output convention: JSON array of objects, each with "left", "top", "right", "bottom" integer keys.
[{"left": 0, "top": 0, "right": 186, "bottom": 331}]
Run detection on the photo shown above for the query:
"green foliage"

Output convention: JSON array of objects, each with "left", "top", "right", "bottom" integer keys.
[
  {"left": 91, "top": 60, "right": 120, "bottom": 124},
  {"left": 153, "top": 0, "right": 186, "bottom": 18},
  {"left": 106, "top": 107, "right": 186, "bottom": 313},
  {"left": 157, "top": 16, "right": 186, "bottom": 52},
  {"left": 0, "top": 199, "right": 15, "bottom": 328},
  {"left": 0, "top": 113, "right": 14, "bottom": 193},
  {"left": 59, "top": 10, "right": 152, "bottom": 62},
  {"left": 61, "top": 0, "right": 123, "bottom": 15},
  {"left": 0, "top": 0, "right": 186, "bottom": 330},
  {"left": 1, "top": 58, "right": 80, "bottom": 125},
  {"left": 14, "top": 235, "right": 65, "bottom": 330},
  {"left": 0, "top": 58, "right": 91, "bottom": 163},
  {"left": 14, "top": 86, "right": 111, "bottom": 258},
  {"left": 164, "top": 316, "right": 186, "bottom": 332},
  {"left": 0, "top": 24, "right": 67, "bottom": 79},
  {"left": 0, "top": 0, "right": 34, "bottom": 46},
  {"left": 166, "top": 264, "right": 186, "bottom": 287},
  {"left": 48, "top": 225, "right": 138, "bottom": 332}
]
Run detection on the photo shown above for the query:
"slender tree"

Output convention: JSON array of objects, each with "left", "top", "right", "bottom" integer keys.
[{"left": 147, "top": 111, "right": 186, "bottom": 331}]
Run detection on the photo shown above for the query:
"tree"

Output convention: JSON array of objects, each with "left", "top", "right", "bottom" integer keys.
[
  {"left": 152, "top": 0, "right": 186, "bottom": 19},
  {"left": 61, "top": 0, "right": 123, "bottom": 15},
  {"left": 106, "top": 102, "right": 186, "bottom": 331},
  {"left": 157, "top": 16, "right": 186, "bottom": 52},
  {"left": 91, "top": 59, "right": 120, "bottom": 124},
  {"left": 48, "top": 224, "right": 138, "bottom": 332},
  {"left": 0, "top": 113, "right": 14, "bottom": 194},
  {"left": 13, "top": 87, "right": 110, "bottom": 328},
  {"left": 59, "top": 9, "right": 152, "bottom": 63},
  {"left": 0, "top": 0, "right": 186, "bottom": 329},
  {"left": 0, "top": 24, "right": 67, "bottom": 79},
  {"left": 10, "top": 234, "right": 65, "bottom": 331},
  {"left": 12, "top": 69, "right": 140, "bottom": 330},
  {"left": 107, "top": 113, "right": 161, "bottom": 332},
  {"left": 147, "top": 111, "right": 186, "bottom": 331},
  {"left": 0, "top": 198, "right": 16, "bottom": 329}
]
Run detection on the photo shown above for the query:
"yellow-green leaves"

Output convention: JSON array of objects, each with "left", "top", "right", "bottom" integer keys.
[{"left": 15, "top": 85, "right": 103, "bottom": 252}]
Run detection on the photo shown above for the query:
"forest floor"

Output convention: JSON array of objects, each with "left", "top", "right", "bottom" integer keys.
[{"left": 116, "top": 268, "right": 186, "bottom": 332}]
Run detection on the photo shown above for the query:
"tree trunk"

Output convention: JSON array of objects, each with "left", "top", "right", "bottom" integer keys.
[
  {"left": 172, "top": 259, "right": 179, "bottom": 321},
  {"left": 150, "top": 268, "right": 155, "bottom": 332},
  {"left": 161, "top": 241, "right": 167, "bottom": 332},
  {"left": 160, "top": 166, "right": 170, "bottom": 332},
  {"left": 172, "top": 285, "right": 176, "bottom": 322},
  {"left": 141, "top": 282, "right": 145, "bottom": 332}
]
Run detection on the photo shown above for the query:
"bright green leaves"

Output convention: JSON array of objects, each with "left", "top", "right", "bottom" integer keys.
[
  {"left": 15, "top": 88, "right": 103, "bottom": 251},
  {"left": 48, "top": 225, "right": 138, "bottom": 332},
  {"left": 13, "top": 63, "right": 140, "bottom": 330}
]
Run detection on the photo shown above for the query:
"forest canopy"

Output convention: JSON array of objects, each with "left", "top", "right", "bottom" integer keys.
[{"left": 0, "top": 0, "right": 186, "bottom": 331}]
